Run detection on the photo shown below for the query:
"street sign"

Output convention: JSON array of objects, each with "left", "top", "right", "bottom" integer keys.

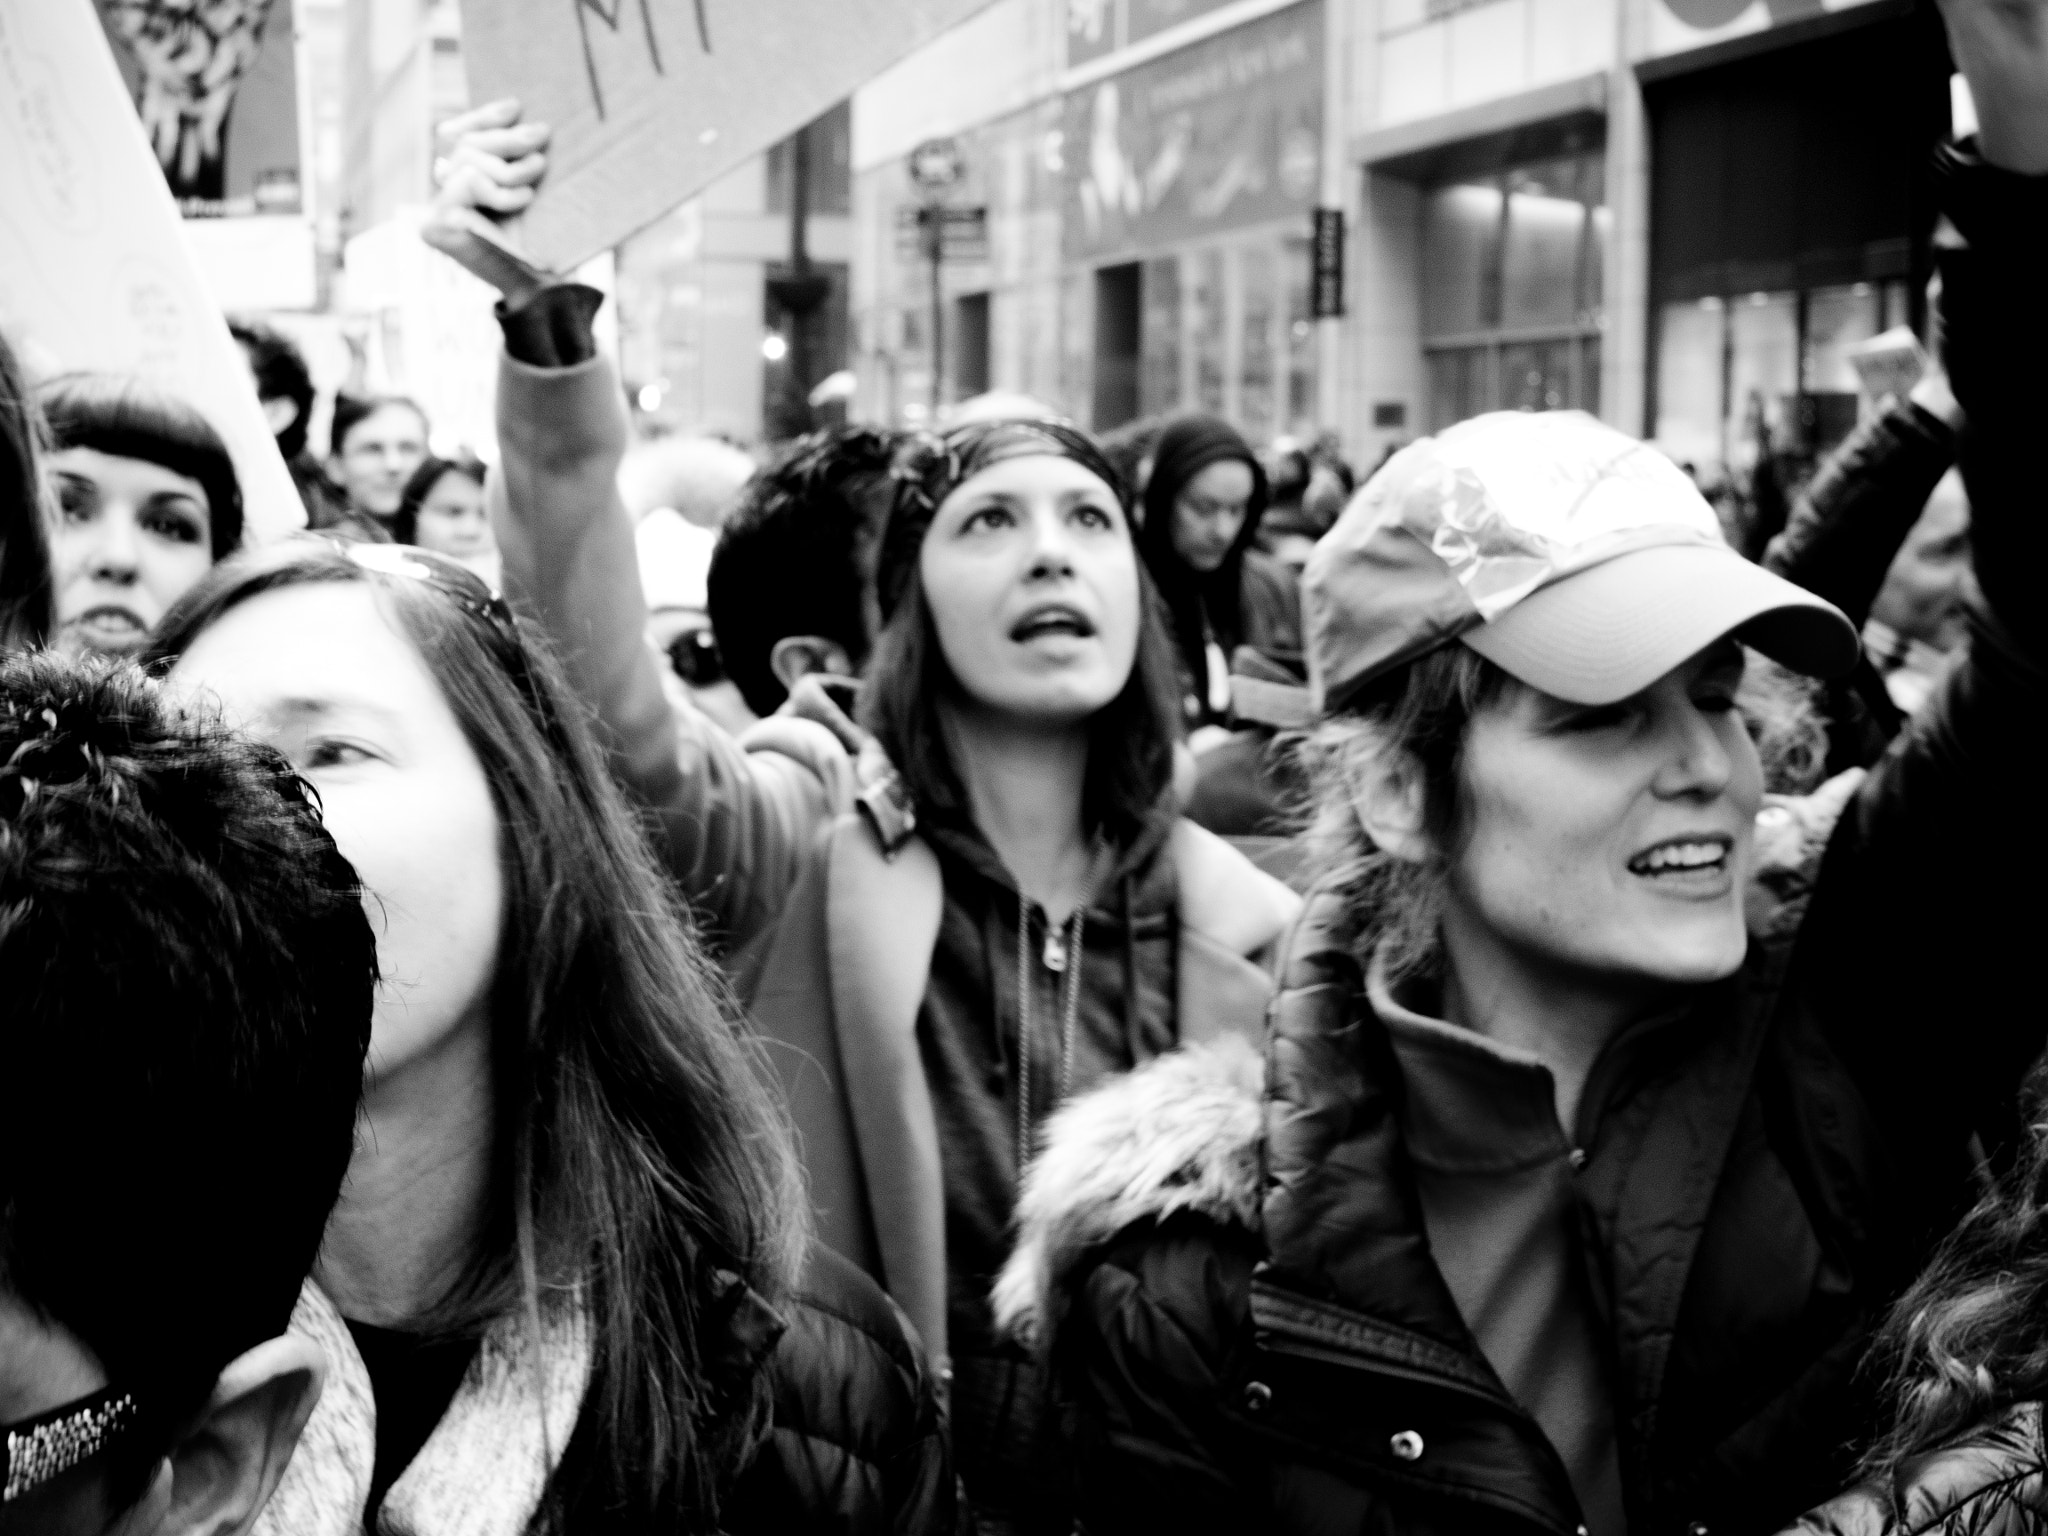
[
  {"left": 908, "top": 137, "right": 966, "bottom": 195},
  {"left": 895, "top": 205, "right": 988, "bottom": 261},
  {"left": 1311, "top": 207, "right": 1345, "bottom": 319}
]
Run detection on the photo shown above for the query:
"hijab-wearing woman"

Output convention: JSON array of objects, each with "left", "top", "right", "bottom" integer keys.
[
  {"left": 0, "top": 330, "right": 53, "bottom": 649},
  {"left": 148, "top": 539, "right": 957, "bottom": 1536},
  {"left": 40, "top": 372, "right": 243, "bottom": 659},
  {"left": 1137, "top": 413, "right": 1302, "bottom": 729},
  {"left": 426, "top": 101, "right": 1298, "bottom": 1536},
  {"left": 996, "top": 136, "right": 2044, "bottom": 1533}
]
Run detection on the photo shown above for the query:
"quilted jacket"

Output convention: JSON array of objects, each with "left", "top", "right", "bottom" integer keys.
[{"left": 1782, "top": 1404, "right": 2048, "bottom": 1536}]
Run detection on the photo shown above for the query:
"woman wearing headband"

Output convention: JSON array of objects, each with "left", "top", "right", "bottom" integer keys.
[
  {"left": 419, "top": 109, "right": 1299, "bottom": 1529},
  {"left": 147, "top": 540, "right": 958, "bottom": 1535},
  {"left": 991, "top": 40, "right": 2048, "bottom": 1531}
]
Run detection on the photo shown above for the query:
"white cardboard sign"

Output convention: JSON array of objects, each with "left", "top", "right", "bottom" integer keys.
[
  {"left": 0, "top": 0, "right": 301, "bottom": 543},
  {"left": 461, "top": 0, "right": 1000, "bottom": 273}
]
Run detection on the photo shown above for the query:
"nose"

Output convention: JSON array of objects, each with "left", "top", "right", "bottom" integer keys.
[
  {"left": 1651, "top": 694, "right": 1736, "bottom": 802},
  {"left": 87, "top": 508, "right": 141, "bottom": 584},
  {"left": 1023, "top": 500, "right": 1078, "bottom": 580}
]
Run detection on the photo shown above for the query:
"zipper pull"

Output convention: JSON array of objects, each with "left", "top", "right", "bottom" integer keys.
[{"left": 1042, "top": 927, "right": 1066, "bottom": 973}]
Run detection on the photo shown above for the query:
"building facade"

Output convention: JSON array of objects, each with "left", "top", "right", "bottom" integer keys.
[{"left": 851, "top": 0, "right": 1951, "bottom": 476}]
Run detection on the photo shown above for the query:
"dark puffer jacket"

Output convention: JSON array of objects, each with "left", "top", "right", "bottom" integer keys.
[
  {"left": 994, "top": 146, "right": 2048, "bottom": 1536},
  {"left": 728, "top": 1244, "right": 965, "bottom": 1535},
  {"left": 1781, "top": 1404, "right": 2048, "bottom": 1536}
]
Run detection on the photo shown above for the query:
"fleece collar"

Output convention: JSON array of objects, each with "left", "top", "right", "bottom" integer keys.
[{"left": 253, "top": 1283, "right": 591, "bottom": 1536}]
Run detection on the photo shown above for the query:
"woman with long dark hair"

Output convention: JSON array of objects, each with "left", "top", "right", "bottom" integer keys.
[
  {"left": 424, "top": 102, "right": 1300, "bottom": 1535},
  {"left": 1136, "top": 413, "right": 1301, "bottom": 729},
  {"left": 0, "top": 330, "right": 53, "bottom": 649},
  {"left": 148, "top": 539, "right": 957, "bottom": 1535},
  {"left": 393, "top": 452, "right": 498, "bottom": 582}
]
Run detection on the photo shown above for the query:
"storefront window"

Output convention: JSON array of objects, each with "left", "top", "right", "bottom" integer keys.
[
  {"left": 1420, "top": 148, "right": 1605, "bottom": 430},
  {"left": 1192, "top": 248, "right": 1227, "bottom": 415},
  {"left": 1653, "top": 279, "right": 1909, "bottom": 481},
  {"left": 1286, "top": 235, "right": 1315, "bottom": 432},
  {"left": 1141, "top": 255, "right": 1181, "bottom": 417}
]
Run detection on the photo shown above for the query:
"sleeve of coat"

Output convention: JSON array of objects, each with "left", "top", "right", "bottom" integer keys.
[
  {"left": 1055, "top": 1217, "right": 1269, "bottom": 1536},
  {"left": 1794, "top": 148, "right": 2048, "bottom": 1174},
  {"left": 486, "top": 317, "right": 829, "bottom": 950}
]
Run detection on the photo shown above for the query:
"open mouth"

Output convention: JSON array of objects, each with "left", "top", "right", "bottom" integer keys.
[
  {"left": 1627, "top": 835, "right": 1733, "bottom": 878},
  {"left": 1010, "top": 604, "right": 1096, "bottom": 643},
  {"left": 66, "top": 606, "right": 149, "bottom": 647}
]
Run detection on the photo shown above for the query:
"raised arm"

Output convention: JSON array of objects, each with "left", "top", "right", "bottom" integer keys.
[
  {"left": 1794, "top": 5, "right": 2048, "bottom": 1157},
  {"left": 426, "top": 101, "right": 838, "bottom": 950}
]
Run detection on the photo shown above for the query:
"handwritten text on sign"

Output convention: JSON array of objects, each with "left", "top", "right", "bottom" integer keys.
[{"left": 461, "top": 0, "right": 1000, "bottom": 272}]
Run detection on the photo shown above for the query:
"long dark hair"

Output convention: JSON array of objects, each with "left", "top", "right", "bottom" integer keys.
[
  {"left": 0, "top": 331, "right": 52, "bottom": 648},
  {"left": 1137, "top": 413, "right": 1269, "bottom": 708},
  {"left": 40, "top": 372, "right": 245, "bottom": 558},
  {"left": 860, "top": 418, "right": 1183, "bottom": 848},
  {"left": 145, "top": 540, "right": 807, "bottom": 1531}
]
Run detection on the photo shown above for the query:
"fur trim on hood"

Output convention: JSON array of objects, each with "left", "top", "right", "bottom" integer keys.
[{"left": 993, "top": 1036, "right": 1265, "bottom": 1352}]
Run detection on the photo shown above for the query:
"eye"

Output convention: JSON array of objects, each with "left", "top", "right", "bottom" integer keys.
[
  {"left": 301, "top": 738, "right": 376, "bottom": 771},
  {"left": 1559, "top": 701, "right": 1634, "bottom": 734},
  {"left": 141, "top": 504, "right": 206, "bottom": 543},
  {"left": 962, "top": 504, "right": 1015, "bottom": 533},
  {"left": 55, "top": 478, "right": 95, "bottom": 522},
  {"left": 1073, "top": 502, "right": 1116, "bottom": 530}
]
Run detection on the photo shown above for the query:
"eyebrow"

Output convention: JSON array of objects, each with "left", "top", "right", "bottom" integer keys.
[{"left": 257, "top": 695, "right": 406, "bottom": 732}]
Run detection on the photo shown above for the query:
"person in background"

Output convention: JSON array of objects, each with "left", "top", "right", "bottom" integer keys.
[
  {"left": 1255, "top": 438, "right": 1316, "bottom": 569},
  {"left": 327, "top": 393, "right": 428, "bottom": 533},
  {"left": 1137, "top": 412, "right": 1301, "bottom": 732},
  {"left": 228, "top": 315, "right": 342, "bottom": 531},
  {"left": 1000, "top": 185, "right": 2044, "bottom": 1529},
  {"left": 638, "top": 504, "right": 756, "bottom": 737},
  {"left": 0, "top": 330, "right": 52, "bottom": 649},
  {"left": 150, "top": 539, "right": 959, "bottom": 1536},
  {"left": 1096, "top": 413, "right": 1167, "bottom": 503},
  {"left": 0, "top": 651, "right": 377, "bottom": 1536},
  {"left": 40, "top": 373, "right": 242, "bottom": 660},
  {"left": 706, "top": 424, "right": 901, "bottom": 719},
  {"left": 391, "top": 453, "right": 498, "bottom": 586}
]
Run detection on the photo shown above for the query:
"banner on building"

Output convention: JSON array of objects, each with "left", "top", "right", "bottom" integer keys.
[
  {"left": 1311, "top": 206, "right": 1343, "bottom": 318},
  {"left": 1062, "top": 0, "right": 1322, "bottom": 261},
  {"left": 0, "top": 0, "right": 301, "bottom": 539},
  {"left": 462, "top": 0, "right": 1002, "bottom": 272},
  {"left": 1647, "top": 0, "right": 1890, "bottom": 62},
  {"left": 1066, "top": 0, "right": 1243, "bottom": 70}
]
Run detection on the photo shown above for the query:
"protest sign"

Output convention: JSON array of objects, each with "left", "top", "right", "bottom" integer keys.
[
  {"left": 0, "top": 0, "right": 301, "bottom": 541},
  {"left": 460, "top": 0, "right": 1002, "bottom": 273}
]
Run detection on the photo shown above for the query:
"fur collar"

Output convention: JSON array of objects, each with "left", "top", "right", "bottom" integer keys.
[
  {"left": 992, "top": 1036, "right": 1264, "bottom": 1351},
  {"left": 990, "top": 770, "right": 1865, "bottom": 1352},
  {"left": 253, "top": 1282, "right": 591, "bottom": 1536}
]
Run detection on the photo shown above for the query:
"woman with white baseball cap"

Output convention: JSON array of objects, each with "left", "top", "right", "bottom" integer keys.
[{"left": 992, "top": 61, "right": 2048, "bottom": 1521}]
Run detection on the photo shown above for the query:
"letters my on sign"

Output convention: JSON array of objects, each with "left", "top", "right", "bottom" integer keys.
[{"left": 462, "top": 0, "right": 1001, "bottom": 273}]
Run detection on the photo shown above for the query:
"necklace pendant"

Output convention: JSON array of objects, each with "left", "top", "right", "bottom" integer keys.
[{"left": 1042, "top": 929, "right": 1066, "bottom": 973}]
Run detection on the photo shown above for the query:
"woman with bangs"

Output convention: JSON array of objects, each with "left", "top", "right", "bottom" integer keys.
[
  {"left": 40, "top": 372, "right": 243, "bottom": 659},
  {"left": 422, "top": 103, "right": 1299, "bottom": 1534},
  {"left": 991, "top": 13, "right": 2048, "bottom": 1516},
  {"left": 147, "top": 537, "right": 958, "bottom": 1535}
]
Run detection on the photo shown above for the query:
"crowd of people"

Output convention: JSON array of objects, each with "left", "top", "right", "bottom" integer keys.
[{"left": 1, "top": 3, "right": 2044, "bottom": 1534}]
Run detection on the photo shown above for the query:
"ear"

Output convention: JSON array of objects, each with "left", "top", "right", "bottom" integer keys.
[
  {"left": 1349, "top": 746, "right": 1434, "bottom": 864},
  {"left": 259, "top": 396, "right": 301, "bottom": 439},
  {"left": 770, "top": 634, "right": 855, "bottom": 692},
  {"left": 147, "top": 1335, "right": 326, "bottom": 1536}
]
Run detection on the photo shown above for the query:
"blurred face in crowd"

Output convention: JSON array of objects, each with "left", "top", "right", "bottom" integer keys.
[
  {"left": 49, "top": 447, "right": 214, "bottom": 659},
  {"left": 168, "top": 584, "right": 503, "bottom": 1092},
  {"left": 411, "top": 468, "right": 494, "bottom": 563},
  {"left": 919, "top": 452, "right": 1140, "bottom": 728},
  {"left": 1169, "top": 458, "right": 1254, "bottom": 573},
  {"left": 336, "top": 405, "right": 428, "bottom": 520},
  {"left": 1433, "top": 640, "right": 1762, "bottom": 993}
]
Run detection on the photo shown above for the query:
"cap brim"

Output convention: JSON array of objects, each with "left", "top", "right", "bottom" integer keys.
[{"left": 1460, "top": 543, "right": 1860, "bottom": 705}]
